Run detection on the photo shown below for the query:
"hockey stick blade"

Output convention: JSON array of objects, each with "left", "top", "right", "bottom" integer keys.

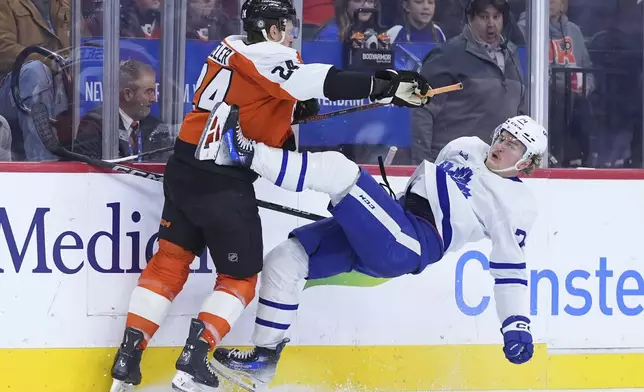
[
  {"left": 32, "top": 103, "right": 323, "bottom": 221},
  {"left": 32, "top": 102, "right": 64, "bottom": 154}
]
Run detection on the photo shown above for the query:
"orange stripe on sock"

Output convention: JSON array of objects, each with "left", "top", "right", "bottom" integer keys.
[
  {"left": 198, "top": 312, "right": 230, "bottom": 350},
  {"left": 126, "top": 313, "right": 160, "bottom": 349}
]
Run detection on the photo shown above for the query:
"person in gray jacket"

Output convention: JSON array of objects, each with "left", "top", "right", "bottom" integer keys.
[
  {"left": 410, "top": 0, "right": 526, "bottom": 164},
  {"left": 517, "top": 0, "right": 595, "bottom": 166}
]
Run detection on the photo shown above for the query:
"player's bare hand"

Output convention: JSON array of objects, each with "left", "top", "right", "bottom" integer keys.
[{"left": 370, "top": 69, "right": 430, "bottom": 108}]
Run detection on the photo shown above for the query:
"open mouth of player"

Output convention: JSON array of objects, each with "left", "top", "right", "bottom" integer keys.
[{"left": 491, "top": 152, "right": 500, "bottom": 161}]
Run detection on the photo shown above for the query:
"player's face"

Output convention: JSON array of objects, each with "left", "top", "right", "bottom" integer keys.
[
  {"left": 468, "top": 5, "right": 503, "bottom": 46},
  {"left": 283, "top": 20, "right": 296, "bottom": 47},
  {"left": 269, "top": 21, "right": 296, "bottom": 47},
  {"left": 486, "top": 130, "right": 527, "bottom": 173}
]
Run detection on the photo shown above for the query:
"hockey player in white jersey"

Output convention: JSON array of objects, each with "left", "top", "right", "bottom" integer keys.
[{"left": 196, "top": 109, "right": 546, "bottom": 391}]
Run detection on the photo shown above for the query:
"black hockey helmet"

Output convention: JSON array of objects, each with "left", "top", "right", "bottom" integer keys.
[{"left": 241, "top": 0, "right": 299, "bottom": 38}]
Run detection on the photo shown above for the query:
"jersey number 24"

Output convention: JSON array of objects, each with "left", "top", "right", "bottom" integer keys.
[{"left": 194, "top": 65, "right": 232, "bottom": 111}]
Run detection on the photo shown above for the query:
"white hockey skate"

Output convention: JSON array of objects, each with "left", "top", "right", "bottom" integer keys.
[
  {"left": 194, "top": 102, "right": 255, "bottom": 168},
  {"left": 210, "top": 338, "right": 290, "bottom": 392},
  {"left": 195, "top": 102, "right": 234, "bottom": 162}
]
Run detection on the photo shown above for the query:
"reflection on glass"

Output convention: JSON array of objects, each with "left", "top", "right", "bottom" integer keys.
[{"left": 547, "top": 0, "right": 643, "bottom": 168}]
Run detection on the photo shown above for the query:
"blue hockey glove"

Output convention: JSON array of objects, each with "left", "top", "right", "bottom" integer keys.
[{"left": 501, "top": 315, "right": 533, "bottom": 365}]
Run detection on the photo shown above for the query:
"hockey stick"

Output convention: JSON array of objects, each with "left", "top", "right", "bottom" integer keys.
[
  {"left": 106, "top": 146, "right": 174, "bottom": 163},
  {"left": 293, "top": 102, "right": 384, "bottom": 124},
  {"left": 293, "top": 82, "right": 464, "bottom": 125},
  {"left": 31, "top": 102, "right": 326, "bottom": 222},
  {"left": 12, "top": 45, "right": 69, "bottom": 114}
]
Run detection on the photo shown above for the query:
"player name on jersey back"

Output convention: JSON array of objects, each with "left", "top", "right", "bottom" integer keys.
[{"left": 210, "top": 43, "right": 233, "bottom": 67}]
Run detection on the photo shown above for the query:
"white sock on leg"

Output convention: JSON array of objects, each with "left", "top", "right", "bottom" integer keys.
[
  {"left": 252, "top": 238, "right": 309, "bottom": 349},
  {"left": 251, "top": 143, "right": 359, "bottom": 199}
]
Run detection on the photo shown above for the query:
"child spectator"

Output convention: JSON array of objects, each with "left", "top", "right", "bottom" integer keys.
[{"left": 387, "top": 0, "right": 446, "bottom": 43}]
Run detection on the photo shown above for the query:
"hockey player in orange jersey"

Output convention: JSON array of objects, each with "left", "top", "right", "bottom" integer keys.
[{"left": 108, "top": 0, "right": 431, "bottom": 391}]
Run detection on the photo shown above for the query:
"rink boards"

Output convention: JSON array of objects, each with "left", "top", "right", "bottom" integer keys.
[{"left": 1, "top": 163, "right": 644, "bottom": 391}]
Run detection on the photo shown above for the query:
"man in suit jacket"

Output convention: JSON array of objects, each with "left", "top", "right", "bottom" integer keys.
[{"left": 74, "top": 59, "right": 173, "bottom": 161}]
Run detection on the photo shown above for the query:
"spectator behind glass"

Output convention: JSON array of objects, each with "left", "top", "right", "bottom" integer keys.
[
  {"left": 518, "top": 0, "right": 593, "bottom": 95},
  {"left": 410, "top": 0, "right": 525, "bottom": 163},
  {"left": 74, "top": 59, "right": 171, "bottom": 161},
  {"left": 0, "top": 0, "right": 70, "bottom": 161},
  {"left": 186, "top": 0, "right": 240, "bottom": 41},
  {"left": 387, "top": 0, "right": 446, "bottom": 43},
  {"left": 518, "top": 0, "right": 595, "bottom": 167},
  {"left": 587, "top": 5, "right": 643, "bottom": 168},
  {"left": 432, "top": 0, "right": 467, "bottom": 40},
  {"left": 81, "top": 0, "right": 103, "bottom": 18},
  {"left": 315, "top": 0, "right": 382, "bottom": 42},
  {"left": 83, "top": 0, "right": 162, "bottom": 38},
  {"left": 347, "top": 7, "right": 391, "bottom": 50},
  {"left": 304, "top": 0, "right": 334, "bottom": 26},
  {"left": 0, "top": 115, "right": 11, "bottom": 161}
]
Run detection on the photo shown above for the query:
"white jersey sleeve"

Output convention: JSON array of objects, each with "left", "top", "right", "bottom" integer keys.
[
  {"left": 487, "top": 203, "right": 537, "bottom": 323},
  {"left": 411, "top": 136, "right": 538, "bottom": 325},
  {"left": 225, "top": 36, "right": 333, "bottom": 101}
]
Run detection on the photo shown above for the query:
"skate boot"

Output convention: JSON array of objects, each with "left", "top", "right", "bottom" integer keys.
[
  {"left": 211, "top": 338, "right": 290, "bottom": 391},
  {"left": 109, "top": 327, "right": 144, "bottom": 392},
  {"left": 171, "top": 318, "right": 219, "bottom": 392},
  {"left": 216, "top": 120, "right": 256, "bottom": 168},
  {"left": 195, "top": 101, "right": 253, "bottom": 167}
]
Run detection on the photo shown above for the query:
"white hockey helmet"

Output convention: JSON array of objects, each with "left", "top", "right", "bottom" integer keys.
[{"left": 491, "top": 115, "right": 548, "bottom": 172}]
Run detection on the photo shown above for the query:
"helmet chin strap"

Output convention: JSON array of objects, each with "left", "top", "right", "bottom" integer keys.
[
  {"left": 262, "top": 29, "right": 286, "bottom": 44},
  {"left": 486, "top": 157, "right": 527, "bottom": 174}
]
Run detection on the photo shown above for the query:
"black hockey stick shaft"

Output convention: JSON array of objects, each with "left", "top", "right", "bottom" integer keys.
[
  {"left": 291, "top": 82, "right": 464, "bottom": 125},
  {"left": 31, "top": 103, "right": 325, "bottom": 222},
  {"left": 292, "top": 102, "right": 385, "bottom": 125},
  {"left": 106, "top": 145, "right": 174, "bottom": 163}
]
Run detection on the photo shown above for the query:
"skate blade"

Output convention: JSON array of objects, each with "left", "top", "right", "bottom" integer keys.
[
  {"left": 109, "top": 379, "right": 135, "bottom": 392},
  {"left": 171, "top": 370, "right": 219, "bottom": 392},
  {"left": 210, "top": 360, "right": 268, "bottom": 392}
]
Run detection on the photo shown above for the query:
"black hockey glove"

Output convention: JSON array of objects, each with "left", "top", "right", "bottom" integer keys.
[
  {"left": 370, "top": 69, "right": 430, "bottom": 108},
  {"left": 293, "top": 98, "right": 320, "bottom": 123}
]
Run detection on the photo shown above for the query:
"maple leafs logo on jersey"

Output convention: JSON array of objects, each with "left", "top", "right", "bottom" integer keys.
[{"left": 438, "top": 161, "right": 473, "bottom": 198}]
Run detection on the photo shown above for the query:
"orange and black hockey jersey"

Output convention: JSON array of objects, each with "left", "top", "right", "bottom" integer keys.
[{"left": 178, "top": 35, "right": 333, "bottom": 149}]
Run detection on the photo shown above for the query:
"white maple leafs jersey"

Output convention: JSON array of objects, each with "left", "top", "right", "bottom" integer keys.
[{"left": 405, "top": 137, "right": 538, "bottom": 323}]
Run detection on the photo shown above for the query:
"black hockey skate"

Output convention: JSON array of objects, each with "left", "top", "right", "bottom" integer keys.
[
  {"left": 211, "top": 338, "right": 290, "bottom": 391},
  {"left": 171, "top": 318, "right": 219, "bottom": 392},
  {"left": 109, "top": 327, "right": 144, "bottom": 392}
]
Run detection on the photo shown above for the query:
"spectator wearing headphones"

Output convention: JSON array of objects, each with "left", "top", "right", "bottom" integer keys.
[{"left": 410, "top": 0, "right": 525, "bottom": 163}]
